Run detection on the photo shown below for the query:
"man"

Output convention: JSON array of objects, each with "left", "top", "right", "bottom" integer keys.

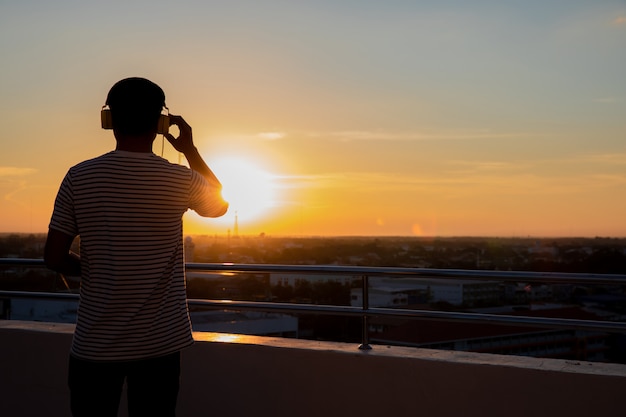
[{"left": 44, "top": 77, "right": 228, "bottom": 417}]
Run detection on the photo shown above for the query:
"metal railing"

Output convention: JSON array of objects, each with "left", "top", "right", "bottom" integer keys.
[{"left": 2, "top": 258, "right": 626, "bottom": 350}]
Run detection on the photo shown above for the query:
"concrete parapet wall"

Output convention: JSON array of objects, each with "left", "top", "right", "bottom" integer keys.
[{"left": 2, "top": 320, "right": 625, "bottom": 417}]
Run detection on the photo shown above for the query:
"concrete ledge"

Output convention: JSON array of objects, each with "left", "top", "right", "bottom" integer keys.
[
  {"left": 2, "top": 320, "right": 626, "bottom": 417},
  {"left": 193, "top": 330, "right": 626, "bottom": 378}
]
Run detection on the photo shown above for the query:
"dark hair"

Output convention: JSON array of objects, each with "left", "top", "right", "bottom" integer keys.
[{"left": 106, "top": 77, "right": 165, "bottom": 135}]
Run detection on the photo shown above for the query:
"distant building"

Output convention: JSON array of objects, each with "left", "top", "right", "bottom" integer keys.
[
  {"left": 350, "top": 285, "right": 428, "bottom": 308},
  {"left": 190, "top": 310, "right": 297, "bottom": 337},
  {"left": 5, "top": 298, "right": 78, "bottom": 323},
  {"left": 351, "top": 277, "right": 501, "bottom": 308},
  {"left": 270, "top": 273, "right": 356, "bottom": 287},
  {"left": 369, "top": 304, "right": 612, "bottom": 362},
  {"left": 3, "top": 296, "right": 298, "bottom": 338}
]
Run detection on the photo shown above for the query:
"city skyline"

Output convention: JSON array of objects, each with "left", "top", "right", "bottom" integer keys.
[{"left": 1, "top": 1, "right": 625, "bottom": 237}]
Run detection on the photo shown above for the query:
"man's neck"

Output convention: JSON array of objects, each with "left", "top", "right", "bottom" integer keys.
[{"left": 114, "top": 131, "right": 156, "bottom": 153}]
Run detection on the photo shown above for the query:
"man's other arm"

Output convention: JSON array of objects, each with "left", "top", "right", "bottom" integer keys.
[{"left": 44, "top": 228, "right": 81, "bottom": 276}]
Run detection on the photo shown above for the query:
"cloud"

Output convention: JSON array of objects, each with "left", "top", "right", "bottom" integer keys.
[
  {"left": 307, "top": 130, "right": 538, "bottom": 142},
  {"left": 445, "top": 160, "right": 526, "bottom": 173},
  {"left": 592, "top": 97, "right": 621, "bottom": 103},
  {"left": 0, "top": 167, "right": 37, "bottom": 176},
  {"left": 1, "top": 168, "right": 38, "bottom": 209},
  {"left": 613, "top": 16, "right": 626, "bottom": 25},
  {"left": 582, "top": 152, "right": 626, "bottom": 166},
  {"left": 257, "top": 132, "right": 285, "bottom": 140},
  {"left": 588, "top": 174, "right": 626, "bottom": 187},
  {"left": 273, "top": 173, "right": 339, "bottom": 189}
]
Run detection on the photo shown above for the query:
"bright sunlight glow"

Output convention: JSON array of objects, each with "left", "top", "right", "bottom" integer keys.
[{"left": 209, "top": 157, "right": 278, "bottom": 225}]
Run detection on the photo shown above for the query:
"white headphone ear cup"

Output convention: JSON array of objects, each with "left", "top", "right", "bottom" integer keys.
[
  {"left": 101, "top": 108, "right": 113, "bottom": 129},
  {"left": 157, "top": 114, "right": 170, "bottom": 135}
]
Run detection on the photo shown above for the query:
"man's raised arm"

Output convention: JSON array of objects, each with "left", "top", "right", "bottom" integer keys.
[{"left": 165, "top": 114, "right": 228, "bottom": 216}]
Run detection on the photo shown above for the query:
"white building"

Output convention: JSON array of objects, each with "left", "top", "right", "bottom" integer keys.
[
  {"left": 351, "top": 277, "right": 501, "bottom": 307},
  {"left": 270, "top": 273, "right": 356, "bottom": 287},
  {"left": 190, "top": 310, "right": 298, "bottom": 337}
]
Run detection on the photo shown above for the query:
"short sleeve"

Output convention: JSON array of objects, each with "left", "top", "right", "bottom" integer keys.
[
  {"left": 188, "top": 170, "right": 228, "bottom": 217},
  {"left": 48, "top": 171, "right": 79, "bottom": 237}
]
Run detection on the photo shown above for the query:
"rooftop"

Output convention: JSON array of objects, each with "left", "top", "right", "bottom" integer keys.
[
  {"left": 3, "top": 258, "right": 626, "bottom": 416},
  {"left": 2, "top": 320, "right": 626, "bottom": 417}
]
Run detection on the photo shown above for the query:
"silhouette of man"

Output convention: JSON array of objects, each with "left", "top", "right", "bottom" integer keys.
[{"left": 44, "top": 77, "right": 228, "bottom": 417}]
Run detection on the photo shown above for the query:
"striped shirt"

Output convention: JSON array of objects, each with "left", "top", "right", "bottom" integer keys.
[{"left": 49, "top": 150, "right": 226, "bottom": 361}]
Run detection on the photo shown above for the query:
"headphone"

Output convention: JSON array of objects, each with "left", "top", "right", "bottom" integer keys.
[{"left": 101, "top": 106, "right": 170, "bottom": 135}]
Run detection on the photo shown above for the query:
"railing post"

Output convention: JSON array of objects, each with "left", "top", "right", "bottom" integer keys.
[{"left": 358, "top": 274, "right": 372, "bottom": 350}]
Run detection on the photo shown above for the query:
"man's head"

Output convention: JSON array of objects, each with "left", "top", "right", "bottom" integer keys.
[{"left": 106, "top": 77, "right": 165, "bottom": 136}]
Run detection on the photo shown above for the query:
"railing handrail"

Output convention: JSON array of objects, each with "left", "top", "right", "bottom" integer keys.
[
  {"left": 5, "top": 257, "right": 626, "bottom": 284},
  {"left": 2, "top": 258, "right": 626, "bottom": 342}
]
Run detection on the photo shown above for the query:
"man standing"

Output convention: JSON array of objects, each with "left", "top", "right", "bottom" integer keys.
[{"left": 44, "top": 77, "right": 228, "bottom": 417}]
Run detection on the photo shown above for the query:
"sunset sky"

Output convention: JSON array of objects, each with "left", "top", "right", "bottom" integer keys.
[{"left": 1, "top": 1, "right": 625, "bottom": 237}]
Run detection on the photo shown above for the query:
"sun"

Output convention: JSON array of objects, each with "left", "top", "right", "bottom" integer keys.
[{"left": 208, "top": 156, "right": 278, "bottom": 225}]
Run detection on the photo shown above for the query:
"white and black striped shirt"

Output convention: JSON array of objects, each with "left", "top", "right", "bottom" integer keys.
[{"left": 49, "top": 150, "right": 226, "bottom": 361}]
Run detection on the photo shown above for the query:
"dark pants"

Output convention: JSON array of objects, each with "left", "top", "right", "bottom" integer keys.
[{"left": 68, "top": 352, "right": 181, "bottom": 417}]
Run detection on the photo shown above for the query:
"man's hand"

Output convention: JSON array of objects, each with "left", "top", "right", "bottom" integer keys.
[
  {"left": 164, "top": 114, "right": 225, "bottom": 196},
  {"left": 165, "top": 115, "right": 195, "bottom": 155}
]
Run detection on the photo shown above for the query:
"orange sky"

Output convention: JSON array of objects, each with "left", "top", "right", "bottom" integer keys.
[{"left": 1, "top": 2, "right": 625, "bottom": 237}]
